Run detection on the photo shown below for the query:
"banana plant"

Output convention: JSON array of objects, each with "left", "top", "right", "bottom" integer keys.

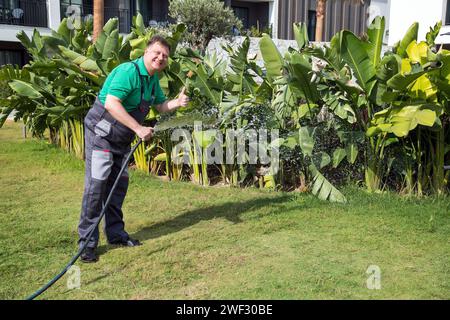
[
  {"left": 308, "top": 17, "right": 398, "bottom": 192},
  {"left": 132, "top": 136, "right": 149, "bottom": 173},
  {"left": 192, "top": 130, "right": 218, "bottom": 186},
  {"left": 279, "top": 126, "right": 347, "bottom": 203},
  {"left": 258, "top": 23, "right": 349, "bottom": 200},
  {"left": 366, "top": 22, "right": 449, "bottom": 194}
]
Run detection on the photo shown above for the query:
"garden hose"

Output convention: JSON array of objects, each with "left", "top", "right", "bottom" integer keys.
[{"left": 26, "top": 138, "right": 143, "bottom": 300}]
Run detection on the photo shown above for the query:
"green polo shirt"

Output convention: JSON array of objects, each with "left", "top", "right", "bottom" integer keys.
[{"left": 98, "top": 57, "right": 167, "bottom": 112}]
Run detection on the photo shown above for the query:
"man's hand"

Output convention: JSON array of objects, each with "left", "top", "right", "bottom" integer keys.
[
  {"left": 155, "top": 87, "right": 190, "bottom": 113},
  {"left": 177, "top": 87, "right": 189, "bottom": 107},
  {"left": 135, "top": 126, "right": 154, "bottom": 141}
]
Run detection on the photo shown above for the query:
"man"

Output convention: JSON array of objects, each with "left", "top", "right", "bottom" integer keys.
[{"left": 78, "top": 35, "right": 189, "bottom": 263}]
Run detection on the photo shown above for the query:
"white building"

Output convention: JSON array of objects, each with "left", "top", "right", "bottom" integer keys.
[
  {"left": 0, "top": 0, "right": 58, "bottom": 65},
  {"left": 371, "top": 0, "right": 450, "bottom": 46},
  {"left": 1, "top": 0, "right": 448, "bottom": 66},
  {"left": 0, "top": 0, "right": 134, "bottom": 66}
]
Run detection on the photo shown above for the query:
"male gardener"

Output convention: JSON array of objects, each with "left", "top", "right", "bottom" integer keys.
[{"left": 78, "top": 36, "right": 189, "bottom": 263}]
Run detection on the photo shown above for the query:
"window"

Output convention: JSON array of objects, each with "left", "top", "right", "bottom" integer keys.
[
  {"left": 232, "top": 6, "right": 249, "bottom": 29},
  {"left": 0, "top": 49, "right": 24, "bottom": 66},
  {"left": 308, "top": 10, "right": 317, "bottom": 41},
  {"left": 446, "top": 0, "right": 450, "bottom": 25}
]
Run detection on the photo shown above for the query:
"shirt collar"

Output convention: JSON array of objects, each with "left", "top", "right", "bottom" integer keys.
[{"left": 136, "top": 57, "right": 151, "bottom": 77}]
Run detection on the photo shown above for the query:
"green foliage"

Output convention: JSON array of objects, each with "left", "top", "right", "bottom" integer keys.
[
  {"left": 245, "top": 23, "right": 272, "bottom": 38},
  {"left": 168, "top": 0, "right": 242, "bottom": 52},
  {"left": 1, "top": 13, "right": 448, "bottom": 200},
  {"left": 307, "top": 17, "right": 448, "bottom": 195}
]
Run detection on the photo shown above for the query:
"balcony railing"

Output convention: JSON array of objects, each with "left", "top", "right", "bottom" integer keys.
[
  {"left": 0, "top": 0, "right": 47, "bottom": 28},
  {"left": 146, "top": 14, "right": 170, "bottom": 28},
  {"left": 60, "top": 4, "right": 131, "bottom": 33}
]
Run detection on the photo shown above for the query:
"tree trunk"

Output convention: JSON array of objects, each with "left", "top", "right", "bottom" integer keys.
[
  {"left": 315, "top": 0, "right": 326, "bottom": 42},
  {"left": 93, "top": 0, "right": 104, "bottom": 41},
  {"left": 315, "top": 0, "right": 364, "bottom": 42}
]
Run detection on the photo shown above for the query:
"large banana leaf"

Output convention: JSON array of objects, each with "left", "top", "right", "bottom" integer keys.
[
  {"left": 339, "top": 31, "right": 376, "bottom": 94},
  {"left": 16, "top": 30, "right": 33, "bottom": 51},
  {"left": 316, "top": 33, "right": 346, "bottom": 72},
  {"left": 9, "top": 80, "right": 43, "bottom": 99},
  {"left": 395, "top": 22, "right": 419, "bottom": 58},
  {"left": 376, "top": 54, "right": 401, "bottom": 82},
  {"left": 155, "top": 112, "right": 217, "bottom": 132},
  {"left": 293, "top": 22, "right": 308, "bottom": 50},
  {"left": 16, "top": 29, "right": 46, "bottom": 58},
  {"left": 366, "top": 16, "right": 385, "bottom": 67},
  {"left": 410, "top": 74, "right": 437, "bottom": 101},
  {"left": 118, "top": 39, "right": 133, "bottom": 63},
  {"left": 387, "top": 69, "right": 428, "bottom": 90},
  {"left": 369, "top": 104, "right": 438, "bottom": 137},
  {"left": 271, "top": 78, "right": 295, "bottom": 125},
  {"left": 224, "top": 37, "right": 258, "bottom": 95},
  {"left": 426, "top": 21, "right": 442, "bottom": 46},
  {"left": 309, "top": 164, "right": 347, "bottom": 203},
  {"left": 58, "top": 46, "right": 101, "bottom": 73},
  {"left": 333, "top": 148, "right": 347, "bottom": 168},
  {"left": 101, "top": 29, "right": 119, "bottom": 60},
  {"left": 287, "top": 52, "right": 319, "bottom": 103},
  {"left": 132, "top": 13, "right": 146, "bottom": 36},
  {"left": 389, "top": 105, "right": 438, "bottom": 137},
  {"left": 56, "top": 18, "right": 72, "bottom": 44},
  {"left": 189, "top": 64, "right": 221, "bottom": 106},
  {"left": 406, "top": 41, "right": 428, "bottom": 65},
  {"left": 53, "top": 58, "right": 104, "bottom": 86},
  {"left": 312, "top": 152, "right": 331, "bottom": 169},
  {"left": 259, "top": 34, "right": 283, "bottom": 81},
  {"left": 94, "top": 18, "right": 119, "bottom": 56},
  {"left": 298, "top": 126, "right": 315, "bottom": 157},
  {"left": 346, "top": 144, "right": 358, "bottom": 164},
  {"left": 166, "top": 23, "right": 187, "bottom": 56}
]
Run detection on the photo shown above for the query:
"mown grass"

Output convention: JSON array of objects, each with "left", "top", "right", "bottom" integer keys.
[{"left": 0, "top": 121, "right": 449, "bottom": 300}]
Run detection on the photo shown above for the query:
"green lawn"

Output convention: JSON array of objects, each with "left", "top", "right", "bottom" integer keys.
[{"left": 0, "top": 121, "right": 449, "bottom": 300}]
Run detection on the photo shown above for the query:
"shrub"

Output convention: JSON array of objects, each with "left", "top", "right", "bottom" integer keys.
[{"left": 169, "top": 0, "right": 242, "bottom": 53}]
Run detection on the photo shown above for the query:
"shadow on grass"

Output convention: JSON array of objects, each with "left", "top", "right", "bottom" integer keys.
[{"left": 97, "top": 193, "right": 313, "bottom": 256}]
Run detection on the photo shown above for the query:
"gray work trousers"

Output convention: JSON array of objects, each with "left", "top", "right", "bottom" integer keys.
[{"left": 78, "top": 101, "right": 132, "bottom": 249}]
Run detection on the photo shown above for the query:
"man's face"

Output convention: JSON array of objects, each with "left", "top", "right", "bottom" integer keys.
[{"left": 144, "top": 42, "right": 169, "bottom": 73}]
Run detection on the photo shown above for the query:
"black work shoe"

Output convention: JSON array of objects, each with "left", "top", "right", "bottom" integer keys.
[
  {"left": 109, "top": 237, "right": 142, "bottom": 247},
  {"left": 80, "top": 247, "right": 98, "bottom": 263}
]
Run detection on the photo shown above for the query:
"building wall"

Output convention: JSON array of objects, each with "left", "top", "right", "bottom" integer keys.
[
  {"left": 148, "top": 0, "right": 169, "bottom": 21},
  {"left": 269, "top": 0, "right": 279, "bottom": 38},
  {"left": 0, "top": 0, "right": 56, "bottom": 43},
  {"left": 278, "top": 0, "right": 370, "bottom": 41},
  {"left": 231, "top": 0, "right": 269, "bottom": 30},
  {"left": 439, "top": 0, "right": 450, "bottom": 44},
  {"left": 387, "top": 0, "right": 445, "bottom": 46},
  {"left": 369, "top": 0, "right": 390, "bottom": 43},
  {"left": 0, "top": 41, "right": 30, "bottom": 66}
]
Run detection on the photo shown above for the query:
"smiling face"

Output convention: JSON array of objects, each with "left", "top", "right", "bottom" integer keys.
[{"left": 143, "top": 42, "right": 169, "bottom": 75}]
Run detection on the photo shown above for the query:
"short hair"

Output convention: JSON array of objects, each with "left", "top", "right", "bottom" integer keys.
[{"left": 147, "top": 35, "right": 171, "bottom": 51}]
